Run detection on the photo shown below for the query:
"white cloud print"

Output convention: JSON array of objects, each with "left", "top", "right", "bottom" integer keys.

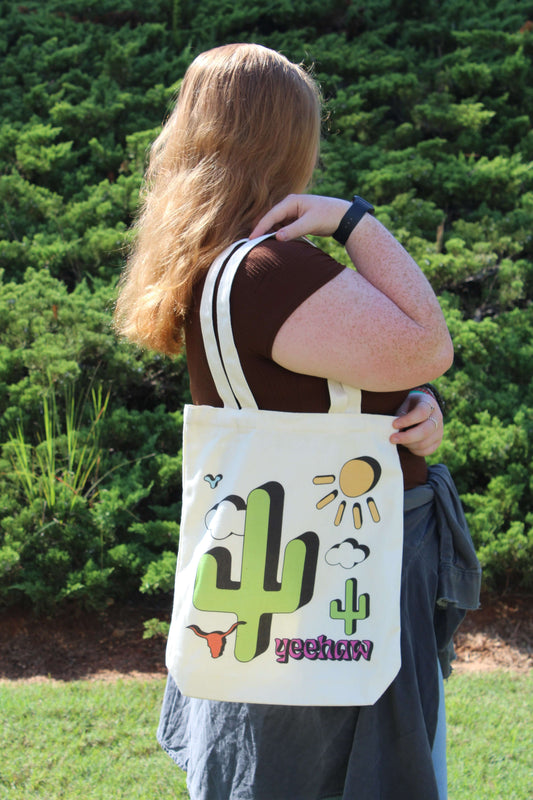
[
  {"left": 325, "top": 538, "right": 370, "bottom": 569},
  {"left": 205, "top": 495, "right": 246, "bottom": 540}
]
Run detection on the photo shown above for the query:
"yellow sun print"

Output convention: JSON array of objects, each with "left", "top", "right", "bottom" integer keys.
[{"left": 313, "top": 457, "right": 382, "bottom": 528}]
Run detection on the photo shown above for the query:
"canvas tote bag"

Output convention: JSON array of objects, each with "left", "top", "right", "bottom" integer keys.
[{"left": 166, "top": 235, "right": 405, "bottom": 706}]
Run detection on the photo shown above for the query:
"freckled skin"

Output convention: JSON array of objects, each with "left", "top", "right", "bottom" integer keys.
[{"left": 265, "top": 201, "right": 454, "bottom": 392}]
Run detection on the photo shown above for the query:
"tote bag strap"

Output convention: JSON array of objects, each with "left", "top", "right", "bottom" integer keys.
[
  {"left": 327, "top": 379, "right": 362, "bottom": 414},
  {"left": 200, "top": 236, "right": 362, "bottom": 414},
  {"left": 199, "top": 238, "right": 250, "bottom": 409}
]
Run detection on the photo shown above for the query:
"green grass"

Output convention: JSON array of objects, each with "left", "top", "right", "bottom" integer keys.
[
  {"left": 0, "top": 679, "right": 187, "bottom": 799},
  {"left": 446, "top": 672, "right": 532, "bottom": 800},
  {"left": 0, "top": 673, "right": 531, "bottom": 799}
]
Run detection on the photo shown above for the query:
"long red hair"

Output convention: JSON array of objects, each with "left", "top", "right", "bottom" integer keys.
[{"left": 114, "top": 43, "right": 322, "bottom": 355}]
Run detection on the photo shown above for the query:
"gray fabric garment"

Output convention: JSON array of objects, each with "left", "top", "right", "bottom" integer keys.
[{"left": 157, "top": 463, "right": 481, "bottom": 800}]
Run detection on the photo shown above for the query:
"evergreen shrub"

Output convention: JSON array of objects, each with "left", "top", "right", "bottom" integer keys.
[{"left": 1, "top": 0, "right": 532, "bottom": 610}]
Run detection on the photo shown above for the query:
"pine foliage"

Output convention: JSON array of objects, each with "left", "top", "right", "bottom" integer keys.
[{"left": 1, "top": 0, "right": 532, "bottom": 608}]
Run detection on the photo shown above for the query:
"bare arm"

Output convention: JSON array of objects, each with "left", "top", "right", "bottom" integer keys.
[{"left": 250, "top": 195, "right": 453, "bottom": 392}]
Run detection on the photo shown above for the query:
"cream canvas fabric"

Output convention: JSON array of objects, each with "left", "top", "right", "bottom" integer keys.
[{"left": 166, "top": 236, "right": 405, "bottom": 706}]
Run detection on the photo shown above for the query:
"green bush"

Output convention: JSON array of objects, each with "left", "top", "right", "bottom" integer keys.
[
  {"left": 0, "top": 266, "right": 187, "bottom": 610},
  {"left": 0, "top": 0, "right": 532, "bottom": 609}
]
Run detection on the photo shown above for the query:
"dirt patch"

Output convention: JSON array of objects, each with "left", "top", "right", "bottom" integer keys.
[
  {"left": 453, "top": 592, "right": 532, "bottom": 674},
  {"left": 0, "top": 593, "right": 531, "bottom": 683},
  {"left": 0, "top": 600, "right": 168, "bottom": 684}
]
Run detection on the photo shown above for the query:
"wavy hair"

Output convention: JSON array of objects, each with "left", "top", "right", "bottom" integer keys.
[{"left": 114, "top": 43, "right": 322, "bottom": 355}]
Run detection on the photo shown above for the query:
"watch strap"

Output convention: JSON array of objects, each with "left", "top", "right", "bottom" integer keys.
[{"left": 332, "top": 195, "right": 374, "bottom": 245}]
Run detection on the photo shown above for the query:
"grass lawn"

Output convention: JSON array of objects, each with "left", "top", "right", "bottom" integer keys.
[
  {"left": 446, "top": 671, "right": 532, "bottom": 800},
  {"left": 0, "top": 679, "right": 186, "bottom": 799},
  {"left": 0, "top": 672, "right": 531, "bottom": 799}
]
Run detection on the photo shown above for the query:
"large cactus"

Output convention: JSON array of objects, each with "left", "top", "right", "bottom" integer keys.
[
  {"left": 193, "top": 481, "right": 319, "bottom": 662},
  {"left": 330, "top": 577, "right": 369, "bottom": 635}
]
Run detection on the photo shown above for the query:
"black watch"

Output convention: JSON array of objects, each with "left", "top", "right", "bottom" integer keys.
[{"left": 332, "top": 196, "right": 375, "bottom": 245}]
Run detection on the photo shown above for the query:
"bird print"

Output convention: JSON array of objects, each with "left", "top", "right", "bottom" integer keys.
[{"left": 204, "top": 473, "right": 223, "bottom": 488}]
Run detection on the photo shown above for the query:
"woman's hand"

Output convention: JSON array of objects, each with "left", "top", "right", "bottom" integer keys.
[
  {"left": 249, "top": 194, "right": 349, "bottom": 240},
  {"left": 390, "top": 392, "right": 443, "bottom": 456}
]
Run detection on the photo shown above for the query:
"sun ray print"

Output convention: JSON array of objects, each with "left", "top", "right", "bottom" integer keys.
[
  {"left": 334, "top": 501, "right": 346, "bottom": 526},
  {"left": 314, "top": 457, "right": 382, "bottom": 529},
  {"left": 316, "top": 490, "right": 338, "bottom": 509},
  {"left": 367, "top": 497, "right": 380, "bottom": 523}
]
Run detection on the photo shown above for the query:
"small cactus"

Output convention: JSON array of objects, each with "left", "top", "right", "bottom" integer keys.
[{"left": 330, "top": 577, "right": 369, "bottom": 635}]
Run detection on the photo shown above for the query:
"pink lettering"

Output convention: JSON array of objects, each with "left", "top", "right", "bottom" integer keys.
[
  {"left": 274, "top": 635, "right": 374, "bottom": 664},
  {"left": 317, "top": 635, "right": 336, "bottom": 660},
  {"left": 274, "top": 638, "right": 290, "bottom": 664},
  {"left": 303, "top": 639, "right": 319, "bottom": 659},
  {"left": 289, "top": 638, "right": 304, "bottom": 659},
  {"left": 334, "top": 640, "right": 352, "bottom": 660},
  {"left": 350, "top": 640, "right": 374, "bottom": 661}
]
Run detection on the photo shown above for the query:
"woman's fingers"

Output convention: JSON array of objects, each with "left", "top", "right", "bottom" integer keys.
[
  {"left": 249, "top": 196, "right": 298, "bottom": 239},
  {"left": 393, "top": 401, "right": 436, "bottom": 430},
  {"left": 249, "top": 194, "right": 349, "bottom": 240},
  {"left": 390, "top": 418, "right": 442, "bottom": 456},
  {"left": 390, "top": 394, "right": 443, "bottom": 455}
]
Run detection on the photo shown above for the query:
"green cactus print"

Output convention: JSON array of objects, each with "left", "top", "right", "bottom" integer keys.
[
  {"left": 330, "top": 577, "right": 369, "bottom": 635},
  {"left": 193, "top": 482, "right": 319, "bottom": 662}
]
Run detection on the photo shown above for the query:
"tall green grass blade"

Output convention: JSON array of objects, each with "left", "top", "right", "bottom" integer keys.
[
  {"left": 5, "top": 423, "right": 36, "bottom": 502},
  {"left": 42, "top": 391, "right": 56, "bottom": 507},
  {"left": 3, "top": 379, "right": 111, "bottom": 513}
]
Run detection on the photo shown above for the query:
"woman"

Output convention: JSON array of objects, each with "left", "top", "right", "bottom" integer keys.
[{"left": 115, "top": 43, "right": 480, "bottom": 800}]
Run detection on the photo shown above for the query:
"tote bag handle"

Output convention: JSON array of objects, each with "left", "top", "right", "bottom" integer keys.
[{"left": 200, "top": 236, "right": 362, "bottom": 414}]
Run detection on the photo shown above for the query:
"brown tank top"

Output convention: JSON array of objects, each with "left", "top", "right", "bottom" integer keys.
[{"left": 185, "top": 237, "right": 428, "bottom": 490}]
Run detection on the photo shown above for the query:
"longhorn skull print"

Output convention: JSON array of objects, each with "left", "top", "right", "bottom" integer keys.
[{"left": 187, "top": 620, "right": 246, "bottom": 658}]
